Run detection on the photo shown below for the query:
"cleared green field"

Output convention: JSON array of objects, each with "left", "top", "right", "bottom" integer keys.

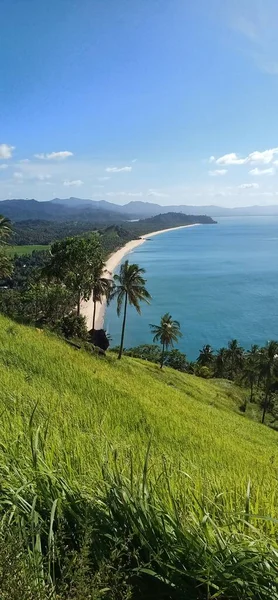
[
  {"left": 0, "top": 313, "right": 277, "bottom": 597},
  {"left": 6, "top": 244, "right": 49, "bottom": 256}
]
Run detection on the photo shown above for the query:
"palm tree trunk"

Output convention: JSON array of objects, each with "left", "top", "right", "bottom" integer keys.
[
  {"left": 92, "top": 299, "right": 97, "bottom": 331},
  {"left": 118, "top": 292, "right": 128, "bottom": 360},
  {"left": 262, "top": 389, "right": 269, "bottom": 424},
  {"left": 77, "top": 293, "right": 80, "bottom": 316},
  {"left": 160, "top": 342, "right": 165, "bottom": 369},
  {"left": 250, "top": 380, "right": 254, "bottom": 404}
]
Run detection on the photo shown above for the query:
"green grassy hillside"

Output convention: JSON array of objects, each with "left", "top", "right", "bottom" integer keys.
[
  {"left": 6, "top": 244, "right": 50, "bottom": 256},
  {"left": 0, "top": 313, "right": 278, "bottom": 598}
]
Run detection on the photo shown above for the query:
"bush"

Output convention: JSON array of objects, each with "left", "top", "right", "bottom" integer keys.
[
  {"left": 57, "top": 314, "right": 88, "bottom": 339},
  {"left": 195, "top": 365, "right": 212, "bottom": 379},
  {"left": 164, "top": 349, "right": 188, "bottom": 371}
]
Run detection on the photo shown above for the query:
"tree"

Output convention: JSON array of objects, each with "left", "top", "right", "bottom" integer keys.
[
  {"left": 0, "top": 251, "right": 13, "bottom": 280},
  {"left": 226, "top": 339, "right": 244, "bottom": 380},
  {"left": 110, "top": 260, "right": 151, "bottom": 360},
  {"left": 165, "top": 348, "right": 187, "bottom": 372},
  {"left": 259, "top": 341, "right": 278, "bottom": 424},
  {"left": 150, "top": 313, "right": 182, "bottom": 369},
  {"left": 197, "top": 344, "right": 214, "bottom": 367},
  {"left": 91, "top": 261, "right": 113, "bottom": 331},
  {"left": 57, "top": 314, "right": 88, "bottom": 339},
  {"left": 0, "top": 215, "right": 13, "bottom": 279},
  {"left": 43, "top": 235, "right": 103, "bottom": 315},
  {"left": 214, "top": 347, "right": 227, "bottom": 378},
  {"left": 0, "top": 215, "right": 12, "bottom": 245},
  {"left": 240, "top": 345, "right": 260, "bottom": 412}
]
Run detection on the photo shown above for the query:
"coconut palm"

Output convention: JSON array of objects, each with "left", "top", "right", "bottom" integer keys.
[
  {"left": 197, "top": 344, "right": 214, "bottom": 367},
  {"left": 110, "top": 260, "right": 151, "bottom": 360},
  {"left": 226, "top": 339, "right": 244, "bottom": 379},
  {"left": 0, "top": 215, "right": 12, "bottom": 245},
  {"left": 240, "top": 345, "right": 260, "bottom": 411},
  {"left": 91, "top": 261, "right": 113, "bottom": 331},
  {"left": 0, "top": 251, "right": 13, "bottom": 279},
  {"left": 214, "top": 347, "right": 227, "bottom": 378},
  {"left": 150, "top": 313, "right": 182, "bottom": 369},
  {"left": 259, "top": 341, "right": 278, "bottom": 424}
]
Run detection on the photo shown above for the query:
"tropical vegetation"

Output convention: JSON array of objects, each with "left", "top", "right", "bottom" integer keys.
[
  {"left": 110, "top": 260, "right": 151, "bottom": 359},
  {"left": 150, "top": 312, "right": 182, "bottom": 368}
]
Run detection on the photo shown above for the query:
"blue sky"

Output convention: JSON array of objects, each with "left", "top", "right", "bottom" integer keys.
[{"left": 2, "top": 0, "right": 278, "bottom": 206}]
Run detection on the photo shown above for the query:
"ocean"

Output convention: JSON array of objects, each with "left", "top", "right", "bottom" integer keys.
[{"left": 105, "top": 217, "right": 278, "bottom": 360}]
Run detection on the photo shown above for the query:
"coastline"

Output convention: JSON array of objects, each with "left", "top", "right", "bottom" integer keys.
[{"left": 80, "top": 223, "right": 199, "bottom": 330}]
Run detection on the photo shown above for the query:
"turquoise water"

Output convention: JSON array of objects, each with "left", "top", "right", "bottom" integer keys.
[{"left": 105, "top": 217, "right": 278, "bottom": 360}]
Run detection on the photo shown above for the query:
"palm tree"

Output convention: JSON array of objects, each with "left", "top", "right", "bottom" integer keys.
[
  {"left": 0, "top": 215, "right": 12, "bottom": 245},
  {"left": 214, "top": 347, "right": 227, "bottom": 378},
  {"left": 91, "top": 261, "right": 113, "bottom": 331},
  {"left": 150, "top": 313, "right": 182, "bottom": 369},
  {"left": 241, "top": 345, "right": 260, "bottom": 411},
  {"left": 259, "top": 341, "right": 278, "bottom": 424},
  {"left": 197, "top": 344, "right": 214, "bottom": 367},
  {"left": 110, "top": 260, "right": 151, "bottom": 360},
  {"left": 0, "top": 251, "right": 13, "bottom": 279},
  {"left": 226, "top": 339, "right": 244, "bottom": 380}
]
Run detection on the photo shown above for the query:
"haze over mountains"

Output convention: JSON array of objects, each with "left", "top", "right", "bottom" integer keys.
[{"left": 1, "top": 197, "right": 278, "bottom": 222}]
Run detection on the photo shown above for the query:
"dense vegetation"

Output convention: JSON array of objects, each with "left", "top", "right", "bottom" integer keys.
[
  {"left": 12, "top": 212, "right": 215, "bottom": 246},
  {"left": 1, "top": 313, "right": 278, "bottom": 599}
]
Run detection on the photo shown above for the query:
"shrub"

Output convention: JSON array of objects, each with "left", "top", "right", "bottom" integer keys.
[{"left": 57, "top": 314, "right": 88, "bottom": 339}]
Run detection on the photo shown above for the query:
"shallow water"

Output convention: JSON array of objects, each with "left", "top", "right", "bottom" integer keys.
[{"left": 105, "top": 217, "right": 278, "bottom": 360}]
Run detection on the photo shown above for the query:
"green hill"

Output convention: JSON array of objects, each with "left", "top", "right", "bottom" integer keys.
[{"left": 0, "top": 313, "right": 278, "bottom": 599}]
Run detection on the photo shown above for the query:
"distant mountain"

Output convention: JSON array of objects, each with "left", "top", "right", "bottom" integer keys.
[
  {"left": 0, "top": 199, "right": 129, "bottom": 223},
  {"left": 2, "top": 197, "right": 278, "bottom": 222},
  {"left": 118, "top": 201, "right": 278, "bottom": 218},
  {"left": 51, "top": 197, "right": 125, "bottom": 212},
  {"left": 39, "top": 198, "right": 278, "bottom": 218}
]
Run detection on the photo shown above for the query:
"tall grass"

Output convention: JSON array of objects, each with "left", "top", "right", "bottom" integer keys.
[{"left": 1, "top": 314, "right": 278, "bottom": 597}]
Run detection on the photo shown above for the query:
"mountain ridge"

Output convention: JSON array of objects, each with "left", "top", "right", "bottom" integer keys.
[{"left": 1, "top": 197, "right": 278, "bottom": 220}]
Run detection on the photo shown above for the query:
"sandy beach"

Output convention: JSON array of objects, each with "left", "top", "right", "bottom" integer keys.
[{"left": 80, "top": 224, "right": 199, "bottom": 330}]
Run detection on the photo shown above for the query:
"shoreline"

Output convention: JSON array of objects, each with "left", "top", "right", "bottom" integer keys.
[{"left": 80, "top": 223, "right": 199, "bottom": 330}]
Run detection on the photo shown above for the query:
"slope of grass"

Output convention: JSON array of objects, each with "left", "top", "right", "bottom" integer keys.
[
  {"left": 0, "top": 314, "right": 278, "bottom": 598},
  {"left": 0, "top": 313, "right": 277, "bottom": 511}
]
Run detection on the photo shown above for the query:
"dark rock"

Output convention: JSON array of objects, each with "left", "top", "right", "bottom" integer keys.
[{"left": 88, "top": 328, "right": 110, "bottom": 351}]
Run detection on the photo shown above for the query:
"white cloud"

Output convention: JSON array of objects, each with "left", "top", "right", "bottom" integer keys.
[
  {"left": 213, "top": 147, "right": 278, "bottom": 167},
  {"left": 248, "top": 148, "right": 278, "bottom": 164},
  {"left": 249, "top": 167, "right": 274, "bottom": 176},
  {"left": 147, "top": 189, "right": 168, "bottom": 198},
  {"left": 35, "top": 151, "right": 73, "bottom": 160},
  {"left": 0, "top": 164, "right": 8, "bottom": 170},
  {"left": 36, "top": 174, "right": 51, "bottom": 181},
  {"left": 98, "top": 176, "right": 110, "bottom": 181},
  {"left": 19, "top": 158, "right": 30, "bottom": 163},
  {"left": 105, "top": 166, "right": 132, "bottom": 172},
  {"left": 209, "top": 156, "right": 215, "bottom": 163},
  {"left": 63, "top": 179, "right": 84, "bottom": 187},
  {"left": 215, "top": 152, "right": 247, "bottom": 165},
  {"left": 208, "top": 169, "right": 227, "bottom": 176},
  {"left": 106, "top": 191, "right": 143, "bottom": 197},
  {"left": 238, "top": 183, "right": 259, "bottom": 189},
  {"left": 0, "top": 144, "right": 14, "bottom": 159},
  {"left": 13, "top": 172, "right": 24, "bottom": 180}
]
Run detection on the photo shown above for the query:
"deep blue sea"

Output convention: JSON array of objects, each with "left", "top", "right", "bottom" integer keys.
[{"left": 105, "top": 217, "right": 278, "bottom": 360}]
